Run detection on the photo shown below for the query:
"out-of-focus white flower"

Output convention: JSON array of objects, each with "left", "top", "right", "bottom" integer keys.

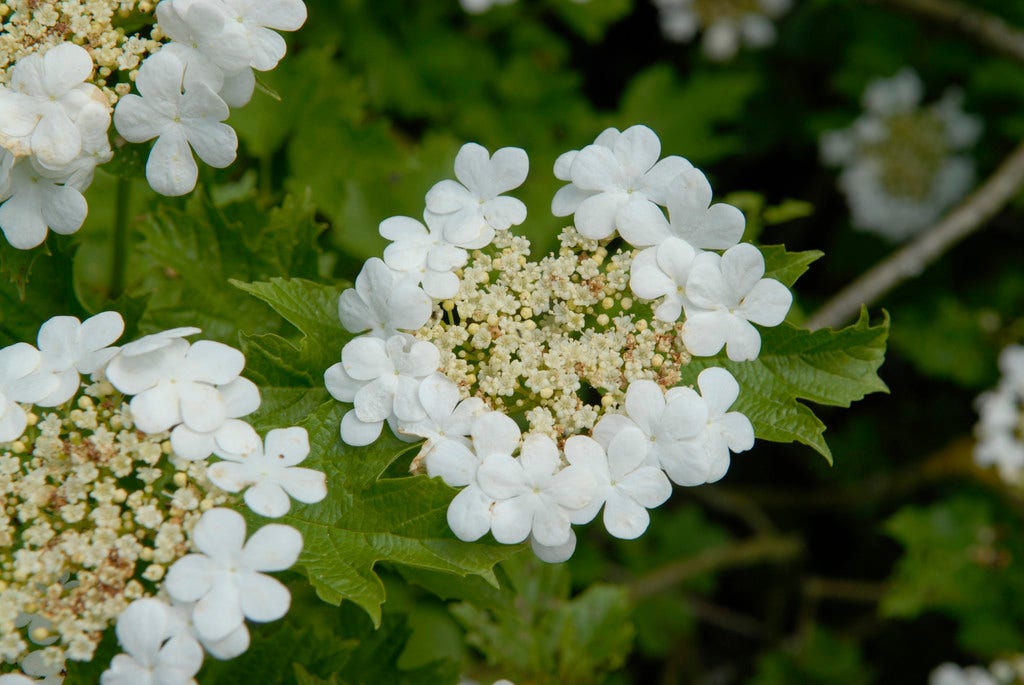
[
  {"left": 974, "top": 345, "right": 1024, "bottom": 484},
  {"left": 682, "top": 243, "right": 792, "bottom": 361},
  {"left": 0, "top": 343, "right": 59, "bottom": 442},
  {"left": 35, "top": 311, "right": 124, "bottom": 406},
  {"left": 459, "top": 0, "right": 516, "bottom": 13},
  {"left": 164, "top": 508, "right": 302, "bottom": 643},
  {"left": 114, "top": 50, "right": 237, "bottom": 197},
  {"left": 337, "top": 258, "right": 433, "bottom": 338},
  {"left": 929, "top": 662, "right": 999, "bottom": 685},
  {"left": 208, "top": 424, "right": 327, "bottom": 517},
  {"left": 425, "top": 143, "right": 529, "bottom": 245},
  {"left": 653, "top": 0, "right": 791, "bottom": 61},
  {"left": 101, "top": 598, "right": 204, "bottom": 685},
  {"left": 551, "top": 125, "right": 691, "bottom": 241},
  {"left": 821, "top": 69, "right": 982, "bottom": 241}
]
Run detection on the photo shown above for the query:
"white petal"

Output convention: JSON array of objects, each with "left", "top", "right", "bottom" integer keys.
[
  {"left": 237, "top": 572, "right": 291, "bottom": 623},
  {"left": 340, "top": 410, "right": 382, "bottom": 446},
  {"left": 147, "top": 127, "right": 198, "bottom": 197},
  {"left": 446, "top": 486, "right": 493, "bottom": 542},
  {"left": 242, "top": 523, "right": 303, "bottom": 571}
]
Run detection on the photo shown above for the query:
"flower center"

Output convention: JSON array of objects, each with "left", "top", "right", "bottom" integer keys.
[{"left": 864, "top": 110, "right": 949, "bottom": 201}]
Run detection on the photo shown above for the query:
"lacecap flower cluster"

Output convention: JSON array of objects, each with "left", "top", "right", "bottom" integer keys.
[
  {"left": 0, "top": 0, "right": 306, "bottom": 250},
  {"left": 652, "top": 0, "right": 791, "bottom": 60},
  {"left": 325, "top": 124, "right": 793, "bottom": 563},
  {"left": 0, "top": 314, "right": 326, "bottom": 683}
]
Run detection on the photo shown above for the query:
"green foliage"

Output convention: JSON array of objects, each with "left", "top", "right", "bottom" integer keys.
[
  {"left": 749, "top": 627, "right": 872, "bottom": 685},
  {"left": 681, "top": 309, "right": 890, "bottom": 462}
]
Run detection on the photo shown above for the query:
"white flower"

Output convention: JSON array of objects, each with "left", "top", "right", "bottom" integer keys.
[
  {"left": 106, "top": 336, "right": 246, "bottom": 434},
  {"left": 974, "top": 345, "right": 1024, "bottom": 483},
  {"left": 325, "top": 334, "right": 440, "bottom": 446},
  {"left": 114, "top": 50, "right": 238, "bottom": 197},
  {"left": 682, "top": 243, "right": 792, "bottom": 361},
  {"left": 208, "top": 424, "right": 327, "bottom": 518},
  {"left": 460, "top": 0, "right": 516, "bottom": 13},
  {"left": 658, "top": 368, "right": 755, "bottom": 486},
  {"left": 337, "top": 258, "right": 432, "bottom": 338},
  {"left": 220, "top": 0, "right": 308, "bottom": 71},
  {"left": 0, "top": 150, "right": 13, "bottom": 198},
  {"left": 617, "top": 167, "right": 745, "bottom": 249},
  {"left": 35, "top": 311, "right": 124, "bottom": 406},
  {"left": 169, "top": 377, "right": 261, "bottom": 461},
  {"left": 530, "top": 530, "right": 577, "bottom": 564},
  {"left": 929, "top": 663, "right": 999, "bottom": 685},
  {"left": 550, "top": 124, "right": 691, "bottom": 240},
  {"left": 101, "top": 598, "right": 203, "bottom": 685},
  {"left": 380, "top": 214, "right": 468, "bottom": 299},
  {"left": 0, "top": 343, "right": 59, "bottom": 442},
  {"left": 0, "top": 43, "right": 108, "bottom": 169},
  {"left": 565, "top": 429, "right": 672, "bottom": 539},
  {"left": 164, "top": 508, "right": 302, "bottom": 642},
  {"left": 0, "top": 675, "right": 36, "bottom": 685},
  {"left": 477, "top": 433, "right": 595, "bottom": 547},
  {"left": 400, "top": 373, "right": 486, "bottom": 460},
  {"left": 166, "top": 598, "right": 251, "bottom": 660},
  {"left": 653, "top": 0, "right": 790, "bottom": 60},
  {"left": 425, "top": 142, "right": 529, "bottom": 245},
  {"left": 0, "top": 157, "right": 89, "bottom": 250},
  {"left": 629, "top": 237, "right": 700, "bottom": 322},
  {"left": 155, "top": 0, "right": 251, "bottom": 90}
]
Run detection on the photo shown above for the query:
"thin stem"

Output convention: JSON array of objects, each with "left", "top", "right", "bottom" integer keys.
[
  {"left": 806, "top": 140, "right": 1024, "bottom": 330},
  {"left": 109, "top": 176, "right": 131, "bottom": 301},
  {"left": 872, "top": 0, "right": 1024, "bottom": 63}
]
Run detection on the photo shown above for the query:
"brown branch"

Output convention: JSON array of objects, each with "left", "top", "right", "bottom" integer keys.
[
  {"left": 873, "top": 0, "right": 1024, "bottom": 62},
  {"left": 802, "top": 576, "right": 889, "bottom": 603},
  {"left": 807, "top": 140, "right": 1024, "bottom": 330},
  {"left": 629, "top": 534, "right": 803, "bottom": 600}
]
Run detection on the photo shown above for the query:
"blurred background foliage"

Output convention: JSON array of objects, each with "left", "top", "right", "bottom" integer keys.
[{"left": 9, "top": 0, "right": 1024, "bottom": 683}]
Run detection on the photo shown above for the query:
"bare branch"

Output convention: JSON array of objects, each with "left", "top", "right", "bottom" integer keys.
[
  {"left": 873, "top": 0, "right": 1024, "bottom": 62},
  {"left": 807, "top": 140, "right": 1024, "bottom": 330}
]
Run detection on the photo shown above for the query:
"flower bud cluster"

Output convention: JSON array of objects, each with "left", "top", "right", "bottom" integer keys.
[
  {"left": 974, "top": 344, "right": 1024, "bottom": 484},
  {"left": 325, "top": 124, "right": 793, "bottom": 562},
  {"left": 652, "top": 0, "right": 792, "bottom": 60},
  {"left": 0, "top": 312, "right": 326, "bottom": 682},
  {"left": 820, "top": 68, "right": 983, "bottom": 241}
]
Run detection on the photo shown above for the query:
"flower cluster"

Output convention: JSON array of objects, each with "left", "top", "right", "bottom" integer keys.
[
  {"left": 974, "top": 344, "right": 1024, "bottom": 484},
  {"left": 0, "top": 313, "right": 326, "bottom": 682},
  {"left": 652, "top": 0, "right": 792, "bottom": 60},
  {"left": 325, "top": 124, "right": 792, "bottom": 562},
  {"left": 0, "top": 0, "right": 306, "bottom": 251},
  {"left": 930, "top": 656, "right": 1024, "bottom": 685},
  {"left": 820, "top": 69, "right": 983, "bottom": 241}
]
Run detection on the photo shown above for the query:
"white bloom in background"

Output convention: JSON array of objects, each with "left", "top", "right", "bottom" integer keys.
[
  {"left": 35, "top": 311, "right": 125, "bottom": 406},
  {"left": 170, "top": 377, "right": 261, "bottom": 460},
  {"left": 221, "top": 0, "right": 308, "bottom": 72},
  {"left": 618, "top": 167, "right": 745, "bottom": 249},
  {"left": 0, "top": 43, "right": 108, "bottom": 169},
  {"left": 401, "top": 373, "right": 486, "bottom": 459},
  {"left": 114, "top": 50, "right": 238, "bottom": 197},
  {"left": 164, "top": 508, "right": 302, "bottom": 642},
  {"left": 653, "top": 0, "right": 791, "bottom": 61},
  {"left": 565, "top": 429, "right": 672, "bottom": 539},
  {"left": 820, "top": 69, "right": 982, "bottom": 241},
  {"left": 552, "top": 124, "right": 691, "bottom": 241},
  {"left": 380, "top": 214, "right": 468, "bottom": 299},
  {"left": 974, "top": 345, "right": 1024, "bottom": 484},
  {"left": 0, "top": 158, "right": 89, "bottom": 249},
  {"left": 101, "top": 598, "right": 203, "bottom": 685},
  {"left": 208, "top": 424, "right": 327, "bottom": 518},
  {"left": 460, "top": 0, "right": 516, "bottom": 13},
  {"left": 629, "top": 237, "right": 700, "bottom": 322},
  {"left": 325, "top": 334, "right": 440, "bottom": 446},
  {"left": 337, "top": 258, "right": 432, "bottom": 338},
  {"left": 929, "top": 663, "right": 999, "bottom": 685},
  {"left": 0, "top": 343, "right": 59, "bottom": 442},
  {"left": 425, "top": 142, "right": 529, "bottom": 245},
  {"left": 476, "top": 433, "right": 595, "bottom": 547},
  {"left": 682, "top": 243, "right": 792, "bottom": 361}
]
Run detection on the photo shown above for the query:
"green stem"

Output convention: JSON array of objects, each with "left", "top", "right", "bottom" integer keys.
[{"left": 110, "top": 176, "right": 131, "bottom": 300}]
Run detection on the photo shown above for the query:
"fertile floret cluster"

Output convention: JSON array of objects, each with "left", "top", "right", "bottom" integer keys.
[
  {"left": 974, "top": 344, "right": 1024, "bottom": 484},
  {"left": 325, "top": 124, "right": 792, "bottom": 562},
  {"left": 820, "top": 69, "right": 982, "bottom": 241},
  {"left": 652, "top": 0, "right": 792, "bottom": 60},
  {"left": 0, "top": 0, "right": 306, "bottom": 250},
  {"left": 0, "top": 313, "right": 325, "bottom": 682},
  {"left": 930, "top": 656, "right": 1024, "bottom": 685}
]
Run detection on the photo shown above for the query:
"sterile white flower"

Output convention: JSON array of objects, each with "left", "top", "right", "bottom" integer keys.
[
  {"left": 0, "top": 157, "right": 89, "bottom": 249},
  {"left": 114, "top": 50, "right": 238, "bottom": 197},
  {"left": 0, "top": 343, "right": 59, "bottom": 442},
  {"left": 551, "top": 124, "right": 691, "bottom": 240},
  {"left": 565, "top": 428, "right": 672, "bottom": 539},
  {"left": 682, "top": 243, "right": 792, "bottom": 361},
  {"left": 425, "top": 142, "right": 529, "bottom": 245},
  {"left": 617, "top": 167, "right": 745, "bottom": 249},
  {"left": 35, "top": 311, "right": 125, "bottom": 406},
  {"left": 0, "top": 43, "right": 108, "bottom": 169},
  {"left": 220, "top": 0, "right": 308, "bottom": 71},
  {"left": 974, "top": 345, "right": 1024, "bottom": 483},
  {"left": 380, "top": 214, "right": 468, "bottom": 299},
  {"left": 530, "top": 530, "right": 577, "bottom": 564},
  {"left": 169, "top": 377, "right": 261, "bottom": 461},
  {"left": 155, "top": 0, "right": 251, "bottom": 91},
  {"left": 325, "top": 334, "right": 440, "bottom": 446},
  {"left": 208, "top": 424, "right": 327, "bottom": 517},
  {"left": 164, "top": 508, "right": 302, "bottom": 642},
  {"left": 401, "top": 373, "right": 487, "bottom": 460},
  {"left": 477, "top": 433, "right": 595, "bottom": 547},
  {"left": 337, "top": 258, "right": 433, "bottom": 338},
  {"left": 629, "top": 237, "right": 700, "bottom": 322},
  {"left": 166, "top": 599, "right": 251, "bottom": 660},
  {"left": 929, "top": 663, "right": 999, "bottom": 685},
  {"left": 101, "top": 598, "right": 204, "bottom": 685}
]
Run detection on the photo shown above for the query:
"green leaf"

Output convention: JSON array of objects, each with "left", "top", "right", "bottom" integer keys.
[
  {"left": 749, "top": 626, "right": 871, "bottom": 685},
  {"left": 549, "top": 0, "right": 634, "bottom": 42},
  {"left": 761, "top": 245, "right": 823, "bottom": 288},
  {"left": 680, "top": 310, "right": 890, "bottom": 463}
]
